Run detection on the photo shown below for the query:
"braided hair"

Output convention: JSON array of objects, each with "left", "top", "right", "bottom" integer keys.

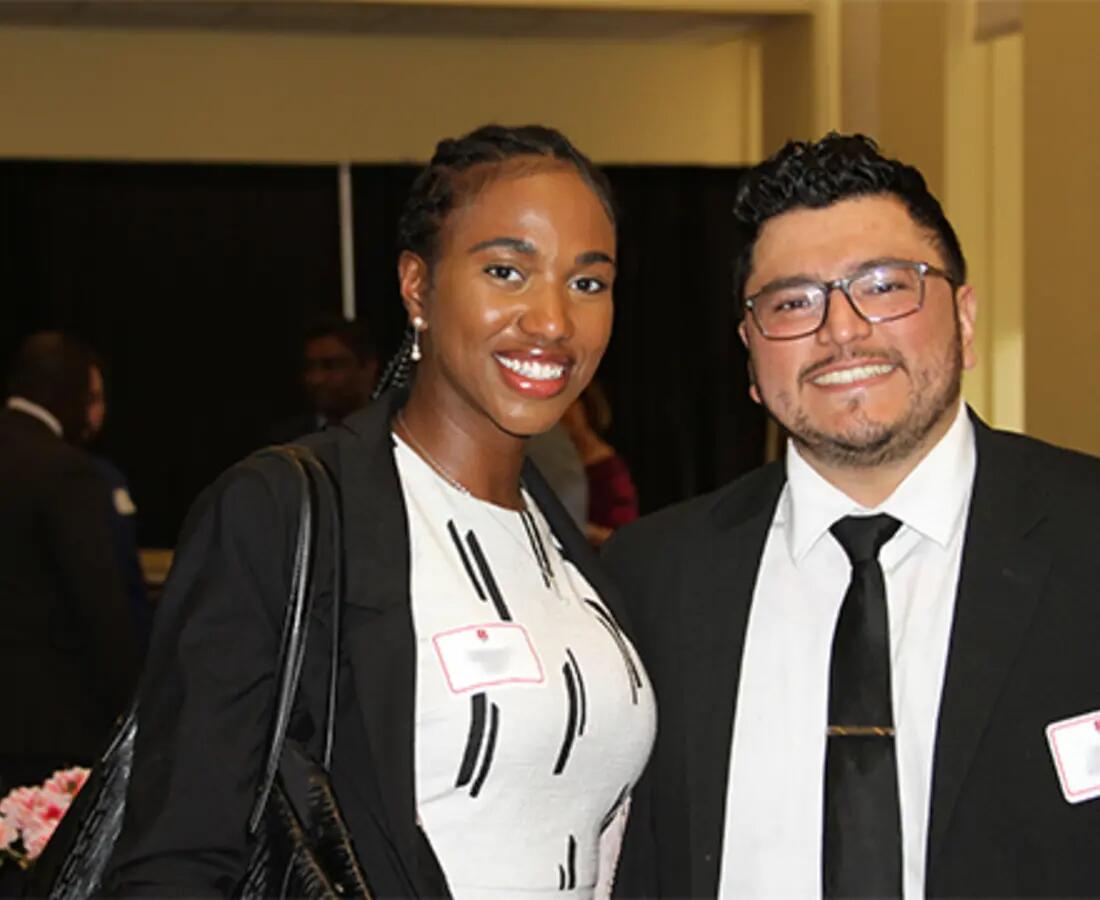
[{"left": 374, "top": 124, "right": 614, "bottom": 397}]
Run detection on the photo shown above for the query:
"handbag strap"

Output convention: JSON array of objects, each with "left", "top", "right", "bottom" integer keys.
[{"left": 247, "top": 445, "right": 342, "bottom": 834}]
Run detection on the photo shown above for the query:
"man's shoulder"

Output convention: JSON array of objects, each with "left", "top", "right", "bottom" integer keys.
[
  {"left": 605, "top": 460, "right": 785, "bottom": 561},
  {"left": 0, "top": 413, "right": 102, "bottom": 481},
  {"left": 979, "top": 424, "right": 1100, "bottom": 498}
]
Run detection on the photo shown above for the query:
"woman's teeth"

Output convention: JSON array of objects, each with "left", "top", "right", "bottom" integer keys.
[
  {"left": 495, "top": 356, "right": 566, "bottom": 381},
  {"left": 812, "top": 363, "right": 896, "bottom": 386}
]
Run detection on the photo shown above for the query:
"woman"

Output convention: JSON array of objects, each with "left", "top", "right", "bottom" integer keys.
[
  {"left": 560, "top": 382, "right": 640, "bottom": 547},
  {"left": 103, "top": 124, "right": 655, "bottom": 899}
]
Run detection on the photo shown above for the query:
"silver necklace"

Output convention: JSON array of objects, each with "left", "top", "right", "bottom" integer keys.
[
  {"left": 394, "top": 410, "right": 560, "bottom": 590},
  {"left": 395, "top": 410, "right": 472, "bottom": 496}
]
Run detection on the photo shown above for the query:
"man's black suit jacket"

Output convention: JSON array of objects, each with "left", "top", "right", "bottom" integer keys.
[
  {"left": 104, "top": 389, "right": 634, "bottom": 897},
  {"left": 0, "top": 408, "right": 139, "bottom": 768},
  {"left": 605, "top": 413, "right": 1100, "bottom": 898}
]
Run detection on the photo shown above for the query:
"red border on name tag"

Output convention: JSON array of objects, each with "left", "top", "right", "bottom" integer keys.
[
  {"left": 431, "top": 622, "right": 545, "bottom": 695},
  {"left": 1046, "top": 710, "right": 1100, "bottom": 802}
]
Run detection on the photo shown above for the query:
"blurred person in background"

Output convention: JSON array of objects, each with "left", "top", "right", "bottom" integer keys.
[
  {"left": 525, "top": 422, "right": 589, "bottom": 528},
  {"left": 0, "top": 332, "right": 139, "bottom": 796},
  {"left": 82, "top": 358, "right": 153, "bottom": 651},
  {"left": 561, "top": 381, "right": 639, "bottom": 547},
  {"left": 267, "top": 317, "right": 380, "bottom": 443}
]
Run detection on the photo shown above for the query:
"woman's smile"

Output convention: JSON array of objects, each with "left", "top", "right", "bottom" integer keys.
[{"left": 492, "top": 349, "right": 574, "bottom": 398}]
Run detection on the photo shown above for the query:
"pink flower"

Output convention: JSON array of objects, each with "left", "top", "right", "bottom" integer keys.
[
  {"left": 0, "top": 786, "right": 40, "bottom": 831},
  {"left": 21, "top": 819, "right": 52, "bottom": 861},
  {"left": 43, "top": 767, "right": 89, "bottom": 798},
  {"left": 0, "top": 816, "right": 17, "bottom": 852},
  {"left": 0, "top": 776, "right": 85, "bottom": 865}
]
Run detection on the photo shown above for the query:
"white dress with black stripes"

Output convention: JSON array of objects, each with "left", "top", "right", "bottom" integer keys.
[{"left": 394, "top": 436, "right": 656, "bottom": 900}]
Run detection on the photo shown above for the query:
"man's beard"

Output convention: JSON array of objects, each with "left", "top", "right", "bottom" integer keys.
[{"left": 762, "top": 326, "right": 964, "bottom": 470}]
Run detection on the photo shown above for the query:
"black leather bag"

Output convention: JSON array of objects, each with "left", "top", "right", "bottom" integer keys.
[{"left": 28, "top": 446, "right": 373, "bottom": 899}]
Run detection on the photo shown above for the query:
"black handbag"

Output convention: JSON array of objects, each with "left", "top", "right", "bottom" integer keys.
[{"left": 28, "top": 446, "right": 373, "bottom": 899}]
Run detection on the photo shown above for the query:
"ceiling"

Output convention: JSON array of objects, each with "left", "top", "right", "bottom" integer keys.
[{"left": 0, "top": 1, "right": 772, "bottom": 41}]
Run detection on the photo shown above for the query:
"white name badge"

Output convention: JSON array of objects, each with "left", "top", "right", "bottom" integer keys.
[
  {"left": 1045, "top": 709, "right": 1100, "bottom": 804},
  {"left": 432, "top": 622, "right": 545, "bottom": 695}
]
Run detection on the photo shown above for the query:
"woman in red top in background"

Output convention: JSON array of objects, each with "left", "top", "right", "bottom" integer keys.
[{"left": 561, "top": 381, "right": 639, "bottom": 547}]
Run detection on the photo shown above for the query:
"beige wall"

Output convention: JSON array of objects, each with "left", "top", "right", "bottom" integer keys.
[
  {"left": 943, "top": 2, "right": 1024, "bottom": 431},
  {"left": 0, "top": 24, "right": 761, "bottom": 165},
  {"left": 837, "top": 0, "right": 946, "bottom": 196},
  {"left": 1023, "top": 1, "right": 1100, "bottom": 456},
  {"left": 759, "top": 14, "right": 816, "bottom": 153}
]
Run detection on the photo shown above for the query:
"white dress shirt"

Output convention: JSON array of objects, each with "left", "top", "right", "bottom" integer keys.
[{"left": 718, "top": 402, "right": 976, "bottom": 899}]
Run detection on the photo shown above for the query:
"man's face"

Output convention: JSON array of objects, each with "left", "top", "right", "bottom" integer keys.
[
  {"left": 302, "top": 335, "right": 372, "bottom": 421},
  {"left": 738, "top": 194, "right": 976, "bottom": 469}
]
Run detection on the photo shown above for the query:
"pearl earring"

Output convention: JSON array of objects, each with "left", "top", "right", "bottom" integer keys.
[{"left": 411, "top": 316, "right": 425, "bottom": 362}]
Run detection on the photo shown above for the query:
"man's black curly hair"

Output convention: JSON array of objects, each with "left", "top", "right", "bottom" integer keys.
[{"left": 732, "top": 133, "right": 967, "bottom": 310}]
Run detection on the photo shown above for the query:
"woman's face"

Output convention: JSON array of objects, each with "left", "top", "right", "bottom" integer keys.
[{"left": 402, "top": 166, "right": 616, "bottom": 438}]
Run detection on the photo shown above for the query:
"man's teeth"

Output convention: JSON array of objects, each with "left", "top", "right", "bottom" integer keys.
[
  {"left": 496, "top": 356, "right": 566, "bottom": 381},
  {"left": 812, "top": 363, "right": 896, "bottom": 386}
]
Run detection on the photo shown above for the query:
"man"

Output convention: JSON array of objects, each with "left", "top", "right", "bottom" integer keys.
[
  {"left": 607, "top": 135, "right": 1100, "bottom": 898},
  {"left": 0, "top": 332, "right": 139, "bottom": 793},
  {"left": 267, "top": 318, "right": 379, "bottom": 443}
]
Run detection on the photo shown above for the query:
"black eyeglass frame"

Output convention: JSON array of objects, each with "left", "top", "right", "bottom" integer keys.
[{"left": 743, "top": 260, "right": 957, "bottom": 341}]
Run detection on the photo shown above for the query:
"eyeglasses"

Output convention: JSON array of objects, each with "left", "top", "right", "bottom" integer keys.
[{"left": 743, "top": 260, "right": 956, "bottom": 341}]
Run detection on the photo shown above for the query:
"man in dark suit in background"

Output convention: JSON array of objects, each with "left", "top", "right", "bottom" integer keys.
[
  {"left": 0, "top": 332, "right": 139, "bottom": 794},
  {"left": 607, "top": 135, "right": 1100, "bottom": 898},
  {"left": 267, "top": 317, "right": 380, "bottom": 444}
]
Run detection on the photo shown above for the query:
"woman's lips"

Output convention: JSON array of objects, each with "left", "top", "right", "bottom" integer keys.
[{"left": 492, "top": 352, "right": 572, "bottom": 399}]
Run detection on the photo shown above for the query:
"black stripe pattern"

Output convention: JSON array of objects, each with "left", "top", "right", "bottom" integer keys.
[
  {"left": 519, "top": 507, "right": 555, "bottom": 588},
  {"left": 553, "top": 649, "right": 587, "bottom": 775},
  {"left": 585, "top": 599, "right": 643, "bottom": 704},
  {"left": 557, "top": 834, "right": 578, "bottom": 891},
  {"left": 448, "top": 519, "right": 486, "bottom": 602},
  {"left": 455, "top": 693, "right": 487, "bottom": 788},
  {"left": 565, "top": 648, "right": 587, "bottom": 737},
  {"left": 465, "top": 529, "right": 512, "bottom": 622},
  {"left": 455, "top": 692, "right": 502, "bottom": 798}
]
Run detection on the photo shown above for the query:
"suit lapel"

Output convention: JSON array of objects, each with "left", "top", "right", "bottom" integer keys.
[
  {"left": 682, "top": 463, "right": 786, "bottom": 898},
  {"left": 927, "top": 418, "right": 1051, "bottom": 877},
  {"left": 334, "top": 393, "right": 448, "bottom": 897},
  {"left": 522, "top": 460, "right": 635, "bottom": 635}
]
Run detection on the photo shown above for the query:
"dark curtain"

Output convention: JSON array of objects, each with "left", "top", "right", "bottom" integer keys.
[
  {"left": 1, "top": 160, "right": 763, "bottom": 545},
  {"left": 602, "top": 166, "right": 764, "bottom": 512},
  {"left": 0, "top": 161, "right": 342, "bottom": 545},
  {"left": 350, "top": 164, "right": 419, "bottom": 359}
]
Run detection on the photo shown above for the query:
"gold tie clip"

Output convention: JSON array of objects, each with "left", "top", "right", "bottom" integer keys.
[{"left": 826, "top": 725, "right": 895, "bottom": 737}]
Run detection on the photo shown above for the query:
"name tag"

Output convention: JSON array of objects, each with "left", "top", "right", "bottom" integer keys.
[
  {"left": 432, "top": 623, "right": 544, "bottom": 695},
  {"left": 1045, "top": 709, "right": 1100, "bottom": 804}
]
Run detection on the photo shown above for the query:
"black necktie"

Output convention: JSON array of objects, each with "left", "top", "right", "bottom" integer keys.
[{"left": 823, "top": 514, "right": 903, "bottom": 899}]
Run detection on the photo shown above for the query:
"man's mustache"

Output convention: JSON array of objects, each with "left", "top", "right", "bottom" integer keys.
[{"left": 798, "top": 348, "right": 907, "bottom": 384}]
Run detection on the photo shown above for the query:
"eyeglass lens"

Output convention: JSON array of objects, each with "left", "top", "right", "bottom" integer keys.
[{"left": 754, "top": 264, "right": 924, "bottom": 338}]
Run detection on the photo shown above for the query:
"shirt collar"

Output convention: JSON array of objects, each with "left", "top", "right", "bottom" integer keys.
[
  {"left": 6, "top": 396, "right": 63, "bottom": 437},
  {"left": 783, "top": 401, "right": 976, "bottom": 561}
]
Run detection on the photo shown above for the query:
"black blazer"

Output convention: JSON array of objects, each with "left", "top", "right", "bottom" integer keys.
[
  {"left": 104, "top": 390, "right": 631, "bottom": 898},
  {"left": 0, "top": 408, "right": 138, "bottom": 766},
  {"left": 605, "top": 412, "right": 1100, "bottom": 899}
]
